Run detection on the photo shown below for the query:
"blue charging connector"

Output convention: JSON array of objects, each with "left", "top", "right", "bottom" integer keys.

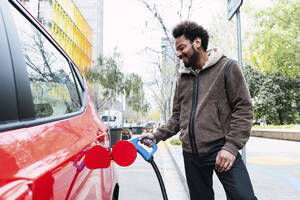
[{"left": 130, "top": 137, "right": 157, "bottom": 162}]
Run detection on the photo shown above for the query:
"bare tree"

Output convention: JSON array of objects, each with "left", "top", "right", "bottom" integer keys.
[{"left": 138, "top": 0, "right": 194, "bottom": 122}]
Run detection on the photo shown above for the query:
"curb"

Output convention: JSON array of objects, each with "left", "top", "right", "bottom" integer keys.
[
  {"left": 251, "top": 128, "right": 300, "bottom": 142},
  {"left": 163, "top": 141, "right": 190, "bottom": 197}
]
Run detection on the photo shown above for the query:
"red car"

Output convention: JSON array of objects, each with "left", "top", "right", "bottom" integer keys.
[{"left": 0, "top": 0, "right": 119, "bottom": 199}]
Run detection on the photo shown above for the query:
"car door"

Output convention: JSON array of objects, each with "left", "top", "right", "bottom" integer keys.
[{"left": 0, "top": 0, "right": 114, "bottom": 199}]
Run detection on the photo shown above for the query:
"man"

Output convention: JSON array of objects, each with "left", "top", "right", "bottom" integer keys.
[{"left": 140, "top": 21, "right": 257, "bottom": 200}]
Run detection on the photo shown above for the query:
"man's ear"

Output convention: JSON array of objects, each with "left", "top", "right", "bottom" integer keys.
[{"left": 193, "top": 37, "right": 202, "bottom": 50}]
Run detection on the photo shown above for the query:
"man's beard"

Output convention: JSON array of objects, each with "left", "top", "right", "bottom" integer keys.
[{"left": 184, "top": 45, "right": 200, "bottom": 69}]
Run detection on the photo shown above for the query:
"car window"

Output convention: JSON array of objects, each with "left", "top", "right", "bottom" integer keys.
[
  {"left": 102, "top": 116, "right": 108, "bottom": 122},
  {"left": 10, "top": 5, "right": 81, "bottom": 119}
]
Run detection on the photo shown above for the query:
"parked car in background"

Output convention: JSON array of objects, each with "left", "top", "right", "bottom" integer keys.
[
  {"left": 142, "top": 122, "right": 155, "bottom": 133},
  {"left": 0, "top": 0, "right": 119, "bottom": 199},
  {"left": 131, "top": 126, "right": 144, "bottom": 134}
]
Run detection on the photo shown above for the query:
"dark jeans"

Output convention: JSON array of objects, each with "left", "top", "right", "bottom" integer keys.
[{"left": 183, "top": 144, "right": 257, "bottom": 200}]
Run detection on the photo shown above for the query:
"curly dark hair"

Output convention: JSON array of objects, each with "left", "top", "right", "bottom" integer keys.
[{"left": 172, "top": 21, "right": 209, "bottom": 51}]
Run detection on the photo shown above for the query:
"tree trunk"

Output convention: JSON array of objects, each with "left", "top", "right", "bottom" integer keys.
[{"left": 278, "top": 111, "right": 284, "bottom": 125}]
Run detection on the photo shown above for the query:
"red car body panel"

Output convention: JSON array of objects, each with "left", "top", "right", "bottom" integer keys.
[
  {"left": 0, "top": 180, "right": 32, "bottom": 200},
  {"left": 0, "top": 93, "right": 117, "bottom": 200}
]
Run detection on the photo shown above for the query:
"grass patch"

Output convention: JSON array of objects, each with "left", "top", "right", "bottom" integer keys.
[
  {"left": 170, "top": 138, "right": 182, "bottom": 145},
  {"left": 253, "top": 125, "right": 300, "bottom": 129}
]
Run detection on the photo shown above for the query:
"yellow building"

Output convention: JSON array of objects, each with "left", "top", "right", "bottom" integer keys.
[{"left": 21, "top": 0, "right": 93, "bottom": 74}]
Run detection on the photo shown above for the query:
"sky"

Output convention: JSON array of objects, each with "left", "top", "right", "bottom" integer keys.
[
  {"left": 103, "top": 0, "right": 270, "bottom": 74},
  {"left": 103, "top": 0, "right": 271, "bottom": 109},
  {"left": 103, "top": 0, "right": 150, "bottom": 75}
]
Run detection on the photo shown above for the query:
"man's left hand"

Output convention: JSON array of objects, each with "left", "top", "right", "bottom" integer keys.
[{"left": 215, "top": 149, "right": 236, "bottom": 173}]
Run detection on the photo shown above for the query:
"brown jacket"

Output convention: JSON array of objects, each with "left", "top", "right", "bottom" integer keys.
[{"left": 154, "top": 49, "right": 253, "bottom": 156}]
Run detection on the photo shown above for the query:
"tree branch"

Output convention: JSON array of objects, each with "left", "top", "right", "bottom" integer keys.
[
  {"left": 187, "top": 0, "right": 193, "bottom": 20},
  {"left": 138, "top": 47, "right": 176, "bottom": 63},
  {"left": 179, "top": 0, "right": 183, "bottom": 21},
  {"left": 138, "top": 0, "right": 176, "bottom": 56}
]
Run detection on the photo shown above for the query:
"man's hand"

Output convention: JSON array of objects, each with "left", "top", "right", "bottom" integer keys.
[
  {"left": 139, "top": 132, "right": 156, "bottom": 147},
  {"left": 215, "top": 149, "right": 236, "bottom": 173}
]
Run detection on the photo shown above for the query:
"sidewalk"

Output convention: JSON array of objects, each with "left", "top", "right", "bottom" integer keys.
[
  {"left": 164, "top": 135, "right": 300, "bottom": 200},
  {"left": 163, "top": 138, "right": 189, "bottom": 195}
]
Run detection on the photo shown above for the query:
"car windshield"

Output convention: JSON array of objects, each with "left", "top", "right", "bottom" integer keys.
[{"left": 101, "top": 115, "right": 116, "bottom": 122}]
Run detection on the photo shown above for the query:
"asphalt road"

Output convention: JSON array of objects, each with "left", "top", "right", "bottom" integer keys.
[{"left": 246, "top": 137, "right": 300, "bottom": 200}]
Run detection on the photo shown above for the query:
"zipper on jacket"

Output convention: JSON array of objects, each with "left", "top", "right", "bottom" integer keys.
[{"left": 188, "top": 73, "right": 200, "bottom": 154}]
